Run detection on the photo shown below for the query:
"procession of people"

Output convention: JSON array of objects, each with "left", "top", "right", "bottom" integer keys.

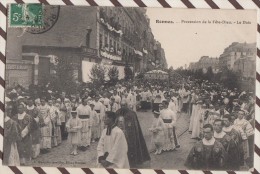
[
  {"left": 3, "top": 75, "right": 255, "bottom": 170},
  {"left": 185, "top": 80, "right": 255, "bottom": 171}
]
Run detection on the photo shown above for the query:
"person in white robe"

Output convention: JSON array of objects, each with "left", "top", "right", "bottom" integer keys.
[
  {"left": 160, "top": 100, "right": 178, "bottom": 151},
  {"left": 191, "top": 101, "right": 204, "bottom": 139},
  {"left": 38, "top": 98, "right": 52, "bottom": 152},
  {"left": 110, "top": 97, "right": 119, "bottom": 112},
  {"left": 99, "top": 98, "right": 107, "bottom": 131},
  {"left": 48, "top": 99, "right": 60, "bottom": 147},
  {"left": 76, "top": 98, "right": 92, "bottom": 150},
  {"left": 111, "top": 91, "right": 121, "bottom": 109},
  {"left": 94, "top": 96, "right": 103, "bottom": 138},
  {"left": 90, "top": 101, "right": 100, "bottom": 142},
  {"left": 97, "top": 111, "right": 129, "bottom": 168}
]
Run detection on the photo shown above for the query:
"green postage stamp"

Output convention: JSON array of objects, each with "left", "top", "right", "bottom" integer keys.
[{"left": 9, "top": 4, "right": 43, "bottom": 27}]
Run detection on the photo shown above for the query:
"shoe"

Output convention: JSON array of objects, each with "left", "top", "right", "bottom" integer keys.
[
  {"left": 70, "top": 152, "right": 74, "bottom": 155},
  {"left": 154, "top": 150, "right": 158, "bottom": 155},
  {"left": 249, "top": 168, "right": 254, "bottom": 172},
  {"left": 176, "top": 145, "right": 180, "bottom": 148}
]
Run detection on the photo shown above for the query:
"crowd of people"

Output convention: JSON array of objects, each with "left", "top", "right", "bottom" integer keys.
[
  {"left": 184, "top": 80, "right": 255, "bottom": 171},
  {"left": 3, "top": 77, "right": 255, "bottom": 170}
]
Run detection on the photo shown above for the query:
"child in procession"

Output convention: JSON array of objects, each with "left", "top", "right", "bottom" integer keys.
[
  {"left": 149, "top": 111, "right": 164, "bottom": 155},
  {"left": 66, "top": 110, "right": 82, "bottom": 155}
]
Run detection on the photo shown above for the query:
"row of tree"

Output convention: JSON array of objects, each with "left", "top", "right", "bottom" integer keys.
[
  {"left": 173, "top": 66, "right": 254, "bottom": 91},
  {"left": 89, "top": 64, "right": 133, "bottom": 88}
]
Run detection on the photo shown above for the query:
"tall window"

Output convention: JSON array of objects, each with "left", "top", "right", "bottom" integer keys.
[
  {"left": 114, "top": 41, "right": 116, "bottom": 52},
  {"left": 105, "top": 36, "right": 108, "bottom": 47},
  {"left": 110, "top": 39, "right": 112, "bottom": 48},
  {"left": 99, "top": 34, "right": 103, "bottom": 49}
]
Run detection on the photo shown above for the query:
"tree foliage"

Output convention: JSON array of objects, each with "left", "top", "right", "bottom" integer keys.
[
  {"left": 89, "top": 64, "right": 106, "bottom": 88},
  {"left": 55, "top": 57, "right": 78, "bottom": 95},
  {"left": 124, "top": 64, "right": 133, "bottom": 81},
  {"left": 108, "top": 66, "right": 119, "bottom": 85}
]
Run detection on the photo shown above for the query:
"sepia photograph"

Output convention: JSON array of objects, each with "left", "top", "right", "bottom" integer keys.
[{"left": 3, "top": 4, "right": 257, "bottom": 171}]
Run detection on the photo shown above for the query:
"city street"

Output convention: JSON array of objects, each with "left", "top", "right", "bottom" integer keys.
[{"left": 26, "top": 110, "right": 197, "bottom": 169}]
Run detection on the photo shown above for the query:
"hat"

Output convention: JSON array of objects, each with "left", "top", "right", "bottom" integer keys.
[
  {"left": 71, "top": 110, "right": 77, "bottom": 114},
  {"left": 209, "top": 104, "right": 214, "bottom": 109},
  {"left": 64, "top": 98, "right": 70, "bottom": 102},
  {"left": 10, "top": 89, "right": 17, "bottom": 94},
  {"left": 197, "top": 100, "right": 203, "bottom": 104},
  {"left": 5, "top": 97, "right": 11, "bottom": 102},
  {"left": 17, "top": 96, "right": 24, "bottom": 99},
  {"left": 89, "top": 101, "right": 95, "bottom": 106},
  {"left": 153, "top": 111, "right": 160, "bottom": 115}
]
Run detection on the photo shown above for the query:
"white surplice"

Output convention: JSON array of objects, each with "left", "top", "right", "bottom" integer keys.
[{"left": 97, "top": 126, "right": 129, "bottom": 168}]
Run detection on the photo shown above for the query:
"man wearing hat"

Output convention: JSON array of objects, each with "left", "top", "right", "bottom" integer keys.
[{"left": 97, "top": 111, "right": 129, "bottom": 168}]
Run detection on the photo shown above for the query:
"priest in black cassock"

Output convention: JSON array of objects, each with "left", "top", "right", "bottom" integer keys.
[{"left": 116, "top": 101, "right": 151, "bottom": 168}]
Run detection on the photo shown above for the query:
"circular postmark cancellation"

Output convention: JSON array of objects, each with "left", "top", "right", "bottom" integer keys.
[
  {"left": 9, "top": 4, "right": 43, "bottom": 27},
  {"left": 26, "top": 5, "right": 60, "bottom": 34}
]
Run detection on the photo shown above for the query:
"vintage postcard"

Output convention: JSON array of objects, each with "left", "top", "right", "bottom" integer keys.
[{"left": 3, "top": 4, "right": 257, "bottom": 171}]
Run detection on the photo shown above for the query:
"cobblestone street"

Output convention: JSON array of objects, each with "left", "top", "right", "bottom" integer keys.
[{"left": 26, "top": 110, "right": 196, "bottom": 169}]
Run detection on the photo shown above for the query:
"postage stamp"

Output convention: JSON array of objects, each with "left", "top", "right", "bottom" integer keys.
[{"left": 9, "top": 4, "right": 43, "bottom": 27}]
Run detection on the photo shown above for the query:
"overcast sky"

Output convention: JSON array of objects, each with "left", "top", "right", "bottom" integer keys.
[{"left": 146, "top": 8, "right": 257, "bottom": 69}]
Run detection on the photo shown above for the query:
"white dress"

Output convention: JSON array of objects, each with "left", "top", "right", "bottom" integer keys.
[
  {"left": 160, "top": 108, "right": 177, "bottom": 151},
  {"left": 76, "top": 104, "right": 92, "bottom": 146}
]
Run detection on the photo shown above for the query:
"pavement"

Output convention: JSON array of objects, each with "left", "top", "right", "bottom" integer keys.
[{"left": 26, "top": 110, "right": 197, "bottom": 169}]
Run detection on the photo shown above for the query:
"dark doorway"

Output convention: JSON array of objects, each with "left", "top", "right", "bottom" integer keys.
[{"left": 38, "top": 57, "right": 51, "bottom": 85}]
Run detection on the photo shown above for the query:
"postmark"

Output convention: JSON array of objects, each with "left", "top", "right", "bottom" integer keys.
[{"left": 9, "top": 3, "right": 43, "bottom": 27}]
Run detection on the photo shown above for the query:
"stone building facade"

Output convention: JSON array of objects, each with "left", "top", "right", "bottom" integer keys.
[
  {"left": 219, "top": 42, "right": 256, "bottom": 70},
  {"left": 188, "top": 56, "right": 219, "bottom": 73},
  {"left": 6, "top": 6, "right": 167, "bottom": 88}
]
